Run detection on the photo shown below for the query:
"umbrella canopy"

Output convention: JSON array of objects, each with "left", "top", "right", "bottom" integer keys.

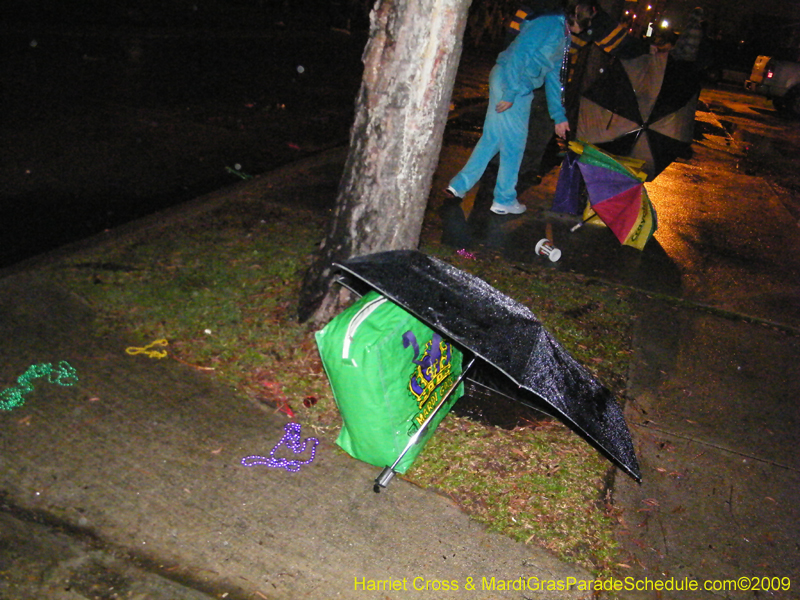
[
  {"left": 335, "top": 250, "right": 641, "bottom": 482},
  {"left": 575, "top": 48, "right": 699, "bottom": 180},
  {"left": 554, "top": 141, "right": 657, "bottom": 250}
]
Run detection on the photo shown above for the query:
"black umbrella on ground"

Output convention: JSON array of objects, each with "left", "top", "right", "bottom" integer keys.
[{"left": 334, "top": 250, "right": 641, "bottom": 488}]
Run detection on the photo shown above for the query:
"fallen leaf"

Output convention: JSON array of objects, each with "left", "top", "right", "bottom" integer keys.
[{"left": 277, "top": 403, "right": 295, "bottom": 418}]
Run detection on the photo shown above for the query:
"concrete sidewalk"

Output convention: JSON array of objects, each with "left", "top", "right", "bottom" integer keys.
[
  {"left": 615, "top": 299, "right": 800, "bottom": 599},
  {"left": 0, "top": 270, "right": 591, "bottom": 599}
]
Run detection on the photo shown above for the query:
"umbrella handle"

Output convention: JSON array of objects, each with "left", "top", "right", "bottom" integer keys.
[
  {"left": 373, "top": 356, "right": 477, "bottom": 493},
  {"left": 570, "top": 212, "right": 600, "bottom": 232}
]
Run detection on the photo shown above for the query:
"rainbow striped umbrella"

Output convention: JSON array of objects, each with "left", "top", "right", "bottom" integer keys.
[{"left": 553, "top": 140, "right": 657, "bottom": 250}]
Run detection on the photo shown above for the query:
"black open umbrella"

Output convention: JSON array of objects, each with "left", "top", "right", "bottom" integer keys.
[
  {"left": 334, "top": 250, "right": 641, "bottom": 488},
  {"left": 575, "top": 48, "right": 700, "bottom": 180}
]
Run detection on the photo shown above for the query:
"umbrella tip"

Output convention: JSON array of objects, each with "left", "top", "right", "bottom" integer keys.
[{"left": 373, "top": 466, "right": 396, "bottom": 493}]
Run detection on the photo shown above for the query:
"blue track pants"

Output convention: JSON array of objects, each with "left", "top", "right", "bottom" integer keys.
[{"left": 448, "top": 65, "right": 534, "bottom": 206}]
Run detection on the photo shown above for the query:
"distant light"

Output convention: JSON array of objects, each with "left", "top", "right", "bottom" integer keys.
[
  {"left": 647, "top": 5, "right": 652, "bottom": 9},
  {"left": 661, "top": 19, "right": 670, "bottom": 28}
]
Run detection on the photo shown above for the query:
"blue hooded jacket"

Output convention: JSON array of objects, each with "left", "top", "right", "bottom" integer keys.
[{"left": 495, "top": 14, "right": 568, "bottom": 123}]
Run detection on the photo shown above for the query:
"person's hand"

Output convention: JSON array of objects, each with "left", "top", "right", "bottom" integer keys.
[
  {"left": 555, "top": 121, "right": 570, "bottom": 139},
  {"left": 496, "top": 100, "right": 513, "bottom": 113}
]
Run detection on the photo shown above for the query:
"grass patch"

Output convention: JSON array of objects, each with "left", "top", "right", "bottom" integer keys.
[
  {"left": 407, "top": 417, "right": 618, "bottom": 570},
  {"left": 45, "top": 195, "right": 635, "bottom": 574}
]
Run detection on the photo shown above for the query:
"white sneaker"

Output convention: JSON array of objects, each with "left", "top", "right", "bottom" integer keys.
[
  {"left": 444, "top": 186, "right": 461, "bottom": 199},
  {"left": 490, "top": 201, "right": 527, "bottom": 215}
]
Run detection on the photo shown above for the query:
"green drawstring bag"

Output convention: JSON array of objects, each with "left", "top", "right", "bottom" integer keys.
[{"left": 315, "top": 291, "right": 464, "bottom": 473}]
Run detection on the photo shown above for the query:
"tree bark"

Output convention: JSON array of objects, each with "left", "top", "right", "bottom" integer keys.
[{"left": 298, "top": 0, "right": 470, "bottom": 326}]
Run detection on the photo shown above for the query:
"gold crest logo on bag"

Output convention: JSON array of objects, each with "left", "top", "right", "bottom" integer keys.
[{"left": 403, "top": 332, "right": 456, "bottom": 434}]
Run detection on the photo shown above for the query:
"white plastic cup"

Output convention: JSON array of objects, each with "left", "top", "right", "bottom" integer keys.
[{"left": 535, "top": 238, "right": 561, "bottom": 262}]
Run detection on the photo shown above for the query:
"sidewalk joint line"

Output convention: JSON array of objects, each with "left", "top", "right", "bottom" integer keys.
[{"left": 631, "top": 421, "right": 798, "bottom": 473}]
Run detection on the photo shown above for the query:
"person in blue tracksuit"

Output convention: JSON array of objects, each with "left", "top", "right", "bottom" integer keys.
[{"left": 447, "top": 6, "right": 581, "bottom": 215}]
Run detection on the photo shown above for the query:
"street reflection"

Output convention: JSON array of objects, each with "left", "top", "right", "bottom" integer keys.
[{"left": 438, "top": 182, "right": 683, "bottom": 299}]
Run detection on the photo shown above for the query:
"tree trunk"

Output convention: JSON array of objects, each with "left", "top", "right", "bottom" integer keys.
[{"left": 298, "top": 0, "right": 470, "bottom": 326}]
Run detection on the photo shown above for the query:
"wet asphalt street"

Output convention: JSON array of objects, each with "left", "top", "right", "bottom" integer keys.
[
  {"left": 434, "top": 80, "right": 800, "bottom": 331},
  {"left": 431, "top": 83, "right": 800, "bottom": 596}
]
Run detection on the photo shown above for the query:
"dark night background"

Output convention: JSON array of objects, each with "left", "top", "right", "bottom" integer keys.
[{"left": 0, "top": 0, "right": 370, "bottom": 268}]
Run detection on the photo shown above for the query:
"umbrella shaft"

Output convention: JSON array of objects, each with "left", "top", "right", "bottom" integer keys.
[{"left": 389, "top": 356, "right": 476, "bottom": 471}]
